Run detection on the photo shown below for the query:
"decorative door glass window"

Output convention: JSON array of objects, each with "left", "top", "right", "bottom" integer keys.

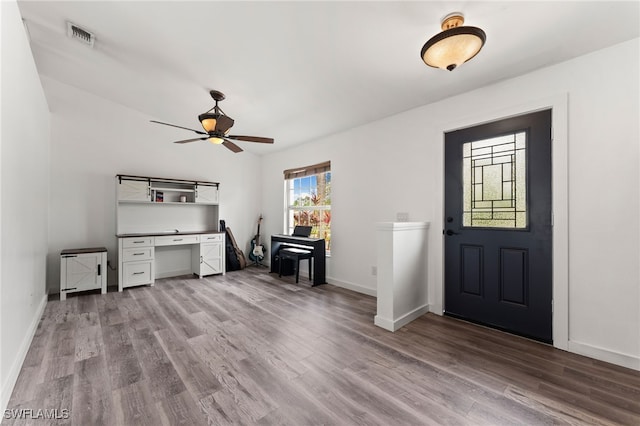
[{"left": 462, "top": 131, "right": 527, "bottom": 228}]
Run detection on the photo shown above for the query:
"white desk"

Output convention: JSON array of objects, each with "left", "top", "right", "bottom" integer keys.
[{"left": 117, "top": 231, "right": 225, "bottom": 292}]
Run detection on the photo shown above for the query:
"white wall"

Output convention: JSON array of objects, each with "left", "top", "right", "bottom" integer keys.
[
  {"left": 0, "top": 0, "right": 50, "bottom": 411},
  {"left": 261, "top": 38, "right": 640, "bottom": 369},
  {"left": 260, "top": 108, "right": 437, "bottom": 296},
  {"left": 43, "top": 76, "right": 262, "bottom": 292}
]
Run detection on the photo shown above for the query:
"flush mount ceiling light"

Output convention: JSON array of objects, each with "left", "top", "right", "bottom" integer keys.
[{"left": 420, "top": 13, "right": 486, "bottom": 71}]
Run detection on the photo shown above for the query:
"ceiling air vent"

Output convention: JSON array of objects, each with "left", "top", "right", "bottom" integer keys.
[{"left": 66, "top": 22, "right": 95, "bottom": 48}]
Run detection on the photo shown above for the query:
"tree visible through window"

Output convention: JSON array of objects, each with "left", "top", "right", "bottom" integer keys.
[{"left": 284, "top": 161, "right": 331, "bottom": 251}]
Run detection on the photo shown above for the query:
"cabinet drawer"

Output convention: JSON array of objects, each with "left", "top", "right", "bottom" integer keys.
[
  {"left": 122, "top": 247, "right": 153, "bottom": 262},
  {"left": 123, "top": 261, "right": 152, "bottom": 287},
  {"left": 200, "top": 234, "right": 223, "bottom": 243},
  {"left": 122, "top": 237, "right": 154, "bottom": 248},
  {"left": 155, "top": 235, "right": 200, "bottom": 246}
]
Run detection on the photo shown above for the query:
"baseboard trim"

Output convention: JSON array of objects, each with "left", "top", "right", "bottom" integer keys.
[
  {"left": 1, "top": 294, "right": 48, "bottom": 413},
  {"left": 326, "top": 277, "right": 376, "bottom": 297},
  {"left": 256, "top": 266, "right": 376, "bottom": 297},
  {"left": 429, "top": 303, "right": 443, "bottom": 315},
  {"left": 568, "top": 340, "right": 640, "bottom": 371},
  {"left": 373, "top": 315, "right": 395, "bottom": 331},
  {"left": 375, "top": 304, "right": 430, "bottom": 332}
]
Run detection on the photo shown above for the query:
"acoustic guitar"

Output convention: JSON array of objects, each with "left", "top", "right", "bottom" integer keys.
[
  {"left": 220, "top": 219, "right": 247, "bottom": 271},
  {"left": 249, "top": 215, "right": 264, "bottom": 263}
]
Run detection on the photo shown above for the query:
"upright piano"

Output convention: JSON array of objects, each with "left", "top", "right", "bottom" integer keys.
[{"left": 270, "top": 234, "right": 326, "bottom": 286}]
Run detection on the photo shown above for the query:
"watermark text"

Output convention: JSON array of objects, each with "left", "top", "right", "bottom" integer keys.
[{"left": 4, "top": 408, "right": 70, "bottom": 420}]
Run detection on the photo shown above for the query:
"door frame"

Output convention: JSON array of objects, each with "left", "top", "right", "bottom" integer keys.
[{"left": 434, "top": 93, "right": 569, "bottom": 351}]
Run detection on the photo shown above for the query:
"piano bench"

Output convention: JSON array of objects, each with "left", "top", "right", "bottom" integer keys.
[{"left": 278, "top": 247, "right": 313, "bottom": 284}]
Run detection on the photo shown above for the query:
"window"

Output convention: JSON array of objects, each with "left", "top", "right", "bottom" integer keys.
[
  {"left": 284, "top": 161, "right": 331, "bottom": 251},
  {"left": 462, "top": 132, "right": 527, "bottom": 228}
]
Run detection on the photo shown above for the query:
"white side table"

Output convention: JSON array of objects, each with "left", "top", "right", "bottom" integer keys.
[{"left": 60, "top": 247, "right": 107, "bottom": 301}]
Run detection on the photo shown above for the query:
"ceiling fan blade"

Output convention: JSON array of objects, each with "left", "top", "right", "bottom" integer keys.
[
  {"left": 222, "top": 139, "right": 243, "bottom": 153},
  {"left": 151, "top": 120, "right": 207, "bottom": 135},
  {"left": 174, "top": 137, "right": 208, "bottom": 144},
  {"left": 227, "top": 135, "right": 274, "bottom": 144}
]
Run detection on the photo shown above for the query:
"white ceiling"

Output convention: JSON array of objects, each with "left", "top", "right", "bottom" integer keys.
[{"left": 17, "top": 1, "right": 640, "bottom": 155}]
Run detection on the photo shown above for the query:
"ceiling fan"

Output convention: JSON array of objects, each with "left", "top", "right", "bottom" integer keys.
[{"left": 150, "top": 90, "right": 274, "bottom": 153}]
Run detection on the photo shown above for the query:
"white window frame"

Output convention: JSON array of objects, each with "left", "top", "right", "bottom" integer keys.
[{"left": 284, "top": 162, "right": 331, "bottom": 252}]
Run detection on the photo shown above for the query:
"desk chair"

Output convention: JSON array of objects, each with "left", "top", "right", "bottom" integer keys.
[{"left": 278, "top": 247, "right": 313, "bottom": 283}]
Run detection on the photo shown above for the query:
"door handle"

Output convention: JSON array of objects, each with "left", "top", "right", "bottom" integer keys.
[{"left": 445, "top": 229, "right": 459, "bottom": 236}]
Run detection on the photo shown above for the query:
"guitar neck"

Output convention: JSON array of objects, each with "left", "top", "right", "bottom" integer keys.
[{"left": 255, "top": 222, "right": 261, "bottom": 246}]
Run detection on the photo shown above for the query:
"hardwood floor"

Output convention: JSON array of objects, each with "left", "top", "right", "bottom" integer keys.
[{"left": 4, "top": 267, "right": 640, "bottom": 425}]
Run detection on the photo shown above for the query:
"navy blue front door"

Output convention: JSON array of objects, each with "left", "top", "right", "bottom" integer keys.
[{"left": 444, "top": 110, "right": 553, "bottom": 343}]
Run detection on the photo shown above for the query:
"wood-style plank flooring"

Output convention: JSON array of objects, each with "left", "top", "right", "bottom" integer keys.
[{"left": 4, "top": 267, "right": 640, "bottom": 425}]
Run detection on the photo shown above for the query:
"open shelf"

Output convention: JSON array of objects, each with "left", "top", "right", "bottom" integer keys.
[
  {"left": 116, "top": 174, "right": 220, "bottom": 234},
  {"left": 150, "top": 187, "right": 195, "bottom": 193}
]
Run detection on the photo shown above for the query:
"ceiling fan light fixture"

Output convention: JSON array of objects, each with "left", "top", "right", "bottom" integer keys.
[
  {"left": 198, "top": 113, "right": 218, "bottom": 133},
  {"left": 208, "top": 137, "right": 224, "bottom": 145},
  {"left": 421, "top": 13, "right": 486, "bottom": 71},
  {"left": 199, "top": 112, "right": 234, "bottom": 133}
]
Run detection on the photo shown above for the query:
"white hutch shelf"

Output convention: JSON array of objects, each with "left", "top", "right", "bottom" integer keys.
[{"left": 115, "top": 174, "right": 225, "bottom": 291}]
